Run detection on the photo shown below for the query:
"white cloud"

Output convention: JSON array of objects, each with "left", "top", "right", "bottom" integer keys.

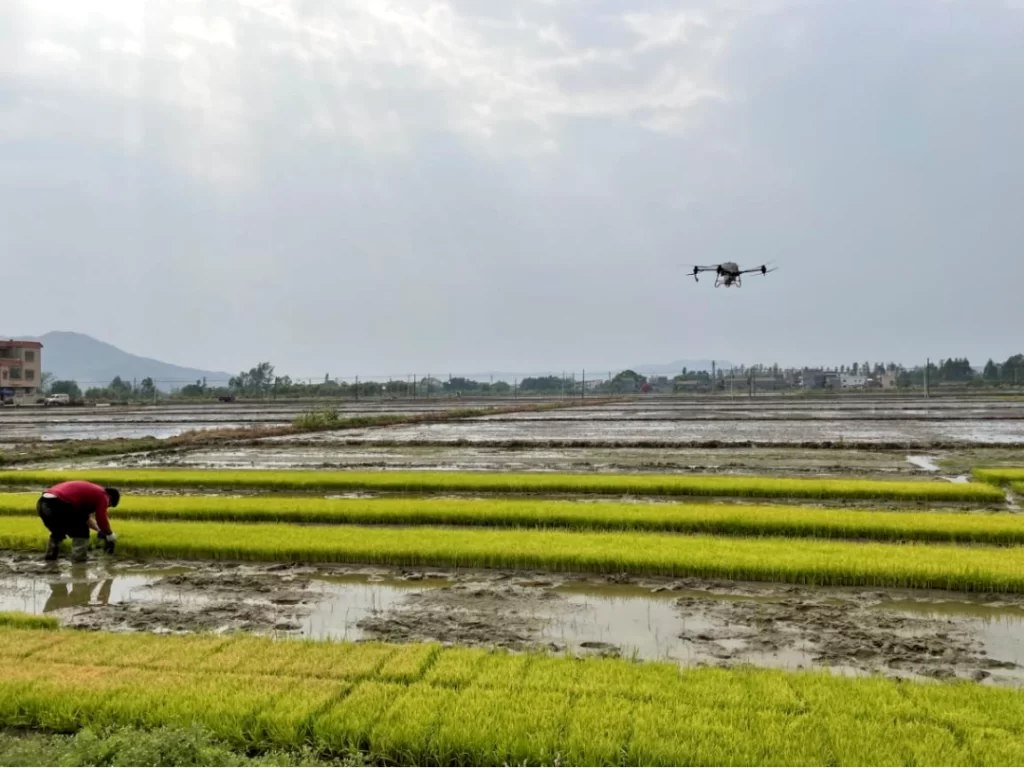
[{"left": 3, "top": 0, "right": 1023, "bottom": 371}]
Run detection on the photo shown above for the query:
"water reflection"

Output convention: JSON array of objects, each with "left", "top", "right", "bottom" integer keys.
[{"left": 43, "top": 576, "right": 114, "bottom": 612}]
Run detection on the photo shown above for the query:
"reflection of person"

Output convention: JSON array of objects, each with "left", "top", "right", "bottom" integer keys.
[
  {"left": 43, "top": 578, "right": 114, "bottom": 612},
  {"left": 36, "top": 481, "right": 121, "bottom": 562}
]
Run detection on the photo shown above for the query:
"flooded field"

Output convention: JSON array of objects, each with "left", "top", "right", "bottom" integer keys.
[
  {"left": 6, "top": 395, "right": 1024, "bottom": 444},
  {"left": 292, "top": 416, "right": 1024, "bottom": 446},
  {"left": 0, "top": 397, "right": 540, "bottom": 441},
  {"left": 4, "top": 554, "right": 1023, "bottom": 686},
  {"left": 59, "top": 443, "right": 1018, "bottom": 482}
]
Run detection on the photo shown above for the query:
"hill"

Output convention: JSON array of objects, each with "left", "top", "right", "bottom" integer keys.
[{"left": 14, "top": 332, "right": 232, "bottom": 389}]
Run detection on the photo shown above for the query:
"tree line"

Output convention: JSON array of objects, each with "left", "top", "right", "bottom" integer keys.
[{"left": 36, "top": 353, "right": 1024, "bottom": 403}]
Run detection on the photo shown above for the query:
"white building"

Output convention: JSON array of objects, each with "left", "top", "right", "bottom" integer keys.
[{"left": 840, "top": 373, "right": 868, "bottom": 388}]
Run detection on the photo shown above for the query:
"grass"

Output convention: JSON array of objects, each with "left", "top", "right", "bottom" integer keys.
[
  {"left": 3, "top": 492, "right": 1024, "bottom": 545},
  {"left": 5, "top": 515, "right": 1024, "bottom": 591},
  {"left": 0, "top": 725, "right": 351, "bottom": 767},
  {"left": 0, "top": 468, "right": 1005, "bottom": 503},
  {"left": 2, "top": 627, "right": 1024, "bottom": 765}
]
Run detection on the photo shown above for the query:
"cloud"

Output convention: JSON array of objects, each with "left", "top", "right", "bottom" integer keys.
[{"left": 1, "top": 0, "right": 1024, "bottom": 373}]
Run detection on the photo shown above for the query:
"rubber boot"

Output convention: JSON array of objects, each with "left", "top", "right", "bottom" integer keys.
[
  {"left": 70, "top": 538, "right": 89, "bottom": 563},
  {"left": 44, "top": 535, "right": 61, "bottom": 561}
]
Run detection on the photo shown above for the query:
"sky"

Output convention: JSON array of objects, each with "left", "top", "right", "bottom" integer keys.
[{"left": 3, "top": 0, "right": 1023, "bottom": 378}]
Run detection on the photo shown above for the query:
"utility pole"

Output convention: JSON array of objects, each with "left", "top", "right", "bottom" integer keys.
[
  {"left": 711, "top": 360, "right": 716, "bottom": 396},
  {"left": 924, "top": 359, "right": 930, "bottom": 398},
  {"left": 582, "top": 369, "right": 585, "bottom": 400}
]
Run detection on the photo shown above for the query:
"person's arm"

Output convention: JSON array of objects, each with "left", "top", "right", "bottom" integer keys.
[
  {"left": 87, "top": 514, "right": 99, "bottom": 532},
  {"left": 93, "top": 498, "right": 112, "bottom": 535}
]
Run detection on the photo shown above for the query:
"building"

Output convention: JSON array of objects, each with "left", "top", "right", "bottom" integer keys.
[
  {"left": 840, "top": 373, "right": 868, "bottom": 389},
  {"left": 877, "top": 372, "right": 898, "bottom": 389},
  {"left": 0, "top": 339, "right": 43, "bottom": 402},
  {"left": 801, "top": 369, "right": 841, "bottom": 389}
]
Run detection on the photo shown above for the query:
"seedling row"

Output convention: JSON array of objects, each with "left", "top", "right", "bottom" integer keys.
[
  {"left": 2, "top": 626, "right": 1024, "bottom": 765},
  {"left": 4, "top": 515, "right": 1024, "bottom": 591},
  {"left": 0, "top": 468, "right": 1004, "bottom": 502},
  {"left": 3, "top": 492, "right": 1024, "bottom": 545}
]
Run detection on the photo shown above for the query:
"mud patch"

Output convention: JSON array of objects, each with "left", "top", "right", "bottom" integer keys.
[
  {"left": 357, "top": 579, "right": 559, "bottom": 650},
  {"left": 3, "top": 554, "right": 1024, "bottom": 685}
]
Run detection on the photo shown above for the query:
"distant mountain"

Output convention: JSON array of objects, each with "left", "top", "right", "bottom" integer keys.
[{"left": 10, "top": 331, "right": 232, "bottom": 388}]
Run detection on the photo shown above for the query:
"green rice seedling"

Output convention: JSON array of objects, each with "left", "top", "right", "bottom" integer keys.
[
  {"left": 667, "top": 665, "right": 804, "bottom": 713},
  {"left": 7, "top": 628, "right": 1024, "bottom": 764},
  {"left": 8, "top": 515, "right": 1024, "bottom": 592},
  {"left": 366, "top": 683, "right": 459, "bottom": 765},
  {"left": 563, "top": 694, "right": 633, "bottom": 766},
  {"left": 432, "top": 688, "right": 574, "bottom": 767},
  {"left": 7, "top": 491, "right": 1024, "bottom": 544},
  {"left": 311, "top": 681, "right": 408, "bottom": 754},
  {"left": 973, "top": 468, "right": 1024, "bottom": 485},
  {"left": 520, "top": 653, "right": 586, "bottom": 693},
  {"left": 0, "top": 468, "right": 1003, "bottom": 502},
  {"left": 0, "top": 627, "right": 69, "bottom": 659},
  {"left": 278, "top": 640, "right": 397, "bottom": 680},
  {"left": 98, "top": 670, "right": 289, "bottom": 747},
  {"left": 469, "top": 650, "right": 534, "bottom": 690},
  {"left": 192, "top": 635, "right": 305, "bottom": 676},
  {"left": 421, "top": 647, "right": 490, "bottom": 688},
  {"left": 8, "top": 663, "right": 132, "bottom": 733},
  {"left": 251, "top": 679, "right": 346, "bottom": 749},
  {"left": 42, "top": 629, "right": 174, "bottom": 669},
  {"left": 139, "top": 634, "right": 235, "bottom": 669},
  {"left": 817, "top": 714, "right": 971, "bottom": 766},
  {"left": 376, "top": 642, "right": 441, "bottom": 683},
  {"left": 0, "top": 611, "right": 58, "bottom": 630},
  {"left": 899, "top": 677, "right": 1024, "bottom": 735},
  {"left": 573, "top": 655, "right": 684, "bottom": 701},
  {"left": 628, "top": 699, "right": 850, "bottom": 766},
  {"left": 963, "top": 727, "right": 1024, "bottom": 766}
]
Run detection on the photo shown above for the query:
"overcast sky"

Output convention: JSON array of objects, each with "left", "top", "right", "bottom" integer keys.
[{"left": 3, "top": 0, "right": 1023, "bottom": 377}]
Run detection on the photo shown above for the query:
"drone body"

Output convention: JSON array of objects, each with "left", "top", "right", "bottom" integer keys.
[{"left": 685, "top": 261, "right": 777, "bottom": 287}]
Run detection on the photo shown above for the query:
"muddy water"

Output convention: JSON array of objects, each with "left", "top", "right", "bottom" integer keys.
[{"left": 3, "top": 555, "right": 1024, "bottom": 686}]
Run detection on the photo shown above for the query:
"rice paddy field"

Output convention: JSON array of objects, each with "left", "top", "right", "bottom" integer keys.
[{"left": 5, "top": 392, "right": 1024, "bottom": 764}]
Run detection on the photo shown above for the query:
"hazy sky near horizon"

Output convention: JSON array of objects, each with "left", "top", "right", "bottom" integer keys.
[{"left": 3, "top": 0, "right": 1023, "bottom": 377}]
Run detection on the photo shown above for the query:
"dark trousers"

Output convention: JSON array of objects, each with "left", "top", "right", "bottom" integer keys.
[{"left": 36, "top": 499, "right": 90, "bottom": 561}]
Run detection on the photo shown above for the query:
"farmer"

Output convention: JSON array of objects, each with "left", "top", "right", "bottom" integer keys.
[{"left": 36, "top": 480, "right": 120, "bottom": 562}]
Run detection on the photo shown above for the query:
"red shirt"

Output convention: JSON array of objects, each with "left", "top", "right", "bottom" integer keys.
[{"left": 45, "top": 481, "right": 111, "bottom": 533}]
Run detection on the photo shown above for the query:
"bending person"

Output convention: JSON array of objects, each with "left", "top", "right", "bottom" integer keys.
[{"left": 36, "top": 481, "right": 120, "bottom": 562}]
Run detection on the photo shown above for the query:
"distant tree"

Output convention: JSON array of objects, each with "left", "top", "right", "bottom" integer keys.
[
  {"left": 229, "top": 362, "right": 275, "bottom": 396},
  {"left": 1002, "top": 354, "right": 1024, "bottom": 385},
  {"left": 49, "top": 380, "right": 82, "bottom": 400},
  {"left": 138, "top": 377, "right": 157, "bottom": 398},
  {"left": 39, "top": 372, "right": 55, "bottom": 393},
  {"left": 519, "top": 376, "right": 567, "bottom": 393},
  {"left": 108, "top": 376, "right": 133, "bottom": 399},
  {"left": 983, "top": 359, "right": 1000, "bottom": 382}
]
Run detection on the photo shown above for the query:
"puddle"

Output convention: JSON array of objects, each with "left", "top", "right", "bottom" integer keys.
[
  {"left": 3, "top": 556, "right": 1024, "bottom": 685},
  {"left": 907, "top": 455, "right": 940, "bottom": 472}
]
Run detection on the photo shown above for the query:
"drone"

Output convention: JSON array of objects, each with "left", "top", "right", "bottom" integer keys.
[{"left": 684, "top": 261, "right": 778, "bottom": 288}]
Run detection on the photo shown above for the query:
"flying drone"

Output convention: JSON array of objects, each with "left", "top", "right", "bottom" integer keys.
[{"left": 684, "top": 261, "right": 778, "bottom": 288}]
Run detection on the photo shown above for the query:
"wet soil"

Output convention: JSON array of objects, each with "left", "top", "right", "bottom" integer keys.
[{"left": 3, "top": 554, "right": 1024, "bottom": 686}]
